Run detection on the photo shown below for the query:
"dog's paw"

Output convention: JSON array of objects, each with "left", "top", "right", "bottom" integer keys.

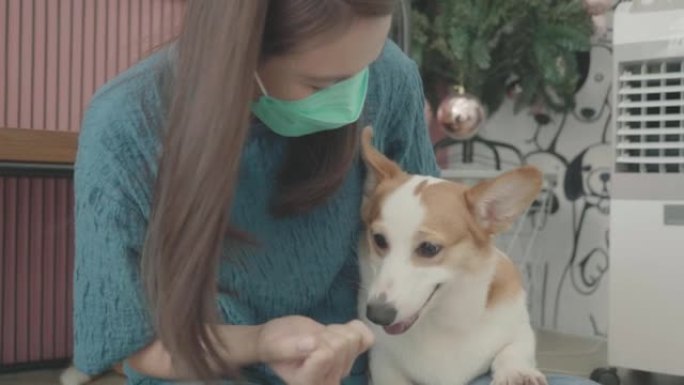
[
  {"left": 491, "top": 367, "right": 547, "bottom": 385},
  {"left": 60, "top": 365, "right": 92, "bottom": 385}
]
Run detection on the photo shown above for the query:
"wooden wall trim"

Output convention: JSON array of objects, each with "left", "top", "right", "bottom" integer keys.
[{"left": 0, "top": 128, "right": 78, "bottom": 165}]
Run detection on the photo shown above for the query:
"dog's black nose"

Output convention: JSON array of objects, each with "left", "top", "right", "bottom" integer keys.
[{"left": 366, "top": 301, "right": 398, "bottom": 326}]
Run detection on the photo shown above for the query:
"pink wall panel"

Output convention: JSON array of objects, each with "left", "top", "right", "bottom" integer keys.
[
  {"left": 4, "top": 1, "right": 20, "bottom": 129},
  {"left": 41, "top": 178, "right": 57, "bottom": 361},
  {"left": 0, "top": 2, "right": 6, "bottom": 123},
  {"left": 0, "top": 0, "right": 185, "bottom": 132},
  {"left": 1, "top": 177, "right": 17, "bottom": 365},
  {"left": 1, "top": 0, "right": 186, "bottom": 368},
  {"left": 1, "top": 177, "right": 74, "bottom": 367}
]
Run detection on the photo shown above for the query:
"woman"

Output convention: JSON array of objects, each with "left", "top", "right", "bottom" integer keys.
[{"left": 72, "top": 1, "right": 599, "bottom": 385}]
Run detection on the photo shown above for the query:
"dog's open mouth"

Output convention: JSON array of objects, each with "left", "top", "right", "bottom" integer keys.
[{"left": 382, "top": 284, "right": 441, "bottom": 335}]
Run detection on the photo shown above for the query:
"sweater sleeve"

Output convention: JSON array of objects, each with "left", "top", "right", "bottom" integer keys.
[
  {"left": 72, "top": 93, "right": 156, "bottom": 376},
  {"left": 383, "top": 47, "right": 440, "bottom": 178}
]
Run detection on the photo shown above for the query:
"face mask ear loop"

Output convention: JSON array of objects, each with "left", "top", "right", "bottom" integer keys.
[{"left": 254, "top": 72, "right": 269, "bottom": 97}]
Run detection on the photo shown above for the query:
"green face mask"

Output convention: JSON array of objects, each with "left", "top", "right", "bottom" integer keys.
[{"left": 251, "top": 68, "right": 369, "bottom": 137}]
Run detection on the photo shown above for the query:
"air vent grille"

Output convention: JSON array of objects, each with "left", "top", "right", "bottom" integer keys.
[{"left": 616, "top": 60, "right": 684, "bottom": 173}]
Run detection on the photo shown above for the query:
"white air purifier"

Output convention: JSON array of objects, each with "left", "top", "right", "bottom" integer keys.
[{"left": 609, "top": 0, "right": 684, "bottom": 378}]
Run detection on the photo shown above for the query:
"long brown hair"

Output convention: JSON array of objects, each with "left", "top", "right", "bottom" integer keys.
[{"left": 142, "top": 0, "right": 397, "bottom": 380}]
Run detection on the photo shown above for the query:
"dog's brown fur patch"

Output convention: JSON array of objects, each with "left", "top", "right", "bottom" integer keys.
[
  {"left": 410, "top": 181, "right": 490, "bottom": 269},
  {"left": 413, "top": 180, "right": 524, "bottom": 306},
  {"left": 413, "top": 180, "right": 429, "bottom": 196},
  {"left": 360, "top": 126, "right": 409, "bottom": 225},
  {"left": 362, "top": 174, "right": 411, "bottom": 224},
  {"left": 486, "top": 254, "right": 523, "bottom": 308},
  {"left": 465, "top": 166, "right": 543, "bottom": 234}
]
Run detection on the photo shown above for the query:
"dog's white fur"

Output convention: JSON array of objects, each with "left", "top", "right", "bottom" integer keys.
[{"left": 358, "top": 127, "right": 546, "bottom": 385}]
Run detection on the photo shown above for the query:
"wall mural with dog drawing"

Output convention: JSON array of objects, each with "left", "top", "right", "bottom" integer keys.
[{"left": 435, "top": 18, "right": 615, "bottom": 339}]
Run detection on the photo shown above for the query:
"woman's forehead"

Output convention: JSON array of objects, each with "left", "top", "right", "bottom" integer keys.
[{"left": 271, "top": 16, "right": 392, "bottom": 80}]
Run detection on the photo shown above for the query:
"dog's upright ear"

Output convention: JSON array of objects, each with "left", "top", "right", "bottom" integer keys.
[
  {"left": 465, "top": 166, "right": 543, "bottom": 234},
  {"left": 360, "top": 126, "right": 402, "bottom": 195}
]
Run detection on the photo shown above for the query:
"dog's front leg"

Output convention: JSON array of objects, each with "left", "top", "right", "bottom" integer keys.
[
  {"left": 368, "top": 349, "right": 413, "bottom": 385},
  {"left": 490, "top": 324, "right": 547, "bottom": 385}
]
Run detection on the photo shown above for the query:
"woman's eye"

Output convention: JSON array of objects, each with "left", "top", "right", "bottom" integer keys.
[
  {"left": 416, "top": 242, "right": 442, "bottom": 258},
  {"left": 373, "top": 234, "right": 389, "bottom": 250},
  {"left": 310, "top": 82, "right": 331, "bottom": 91}
]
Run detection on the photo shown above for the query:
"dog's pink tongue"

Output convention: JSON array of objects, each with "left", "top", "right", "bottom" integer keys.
[
  {"left": 383, "top": 323, "right": 409, "bottom": 335},
  {"left": 383, "top": 314, "right": 419, "bottom": 335}
]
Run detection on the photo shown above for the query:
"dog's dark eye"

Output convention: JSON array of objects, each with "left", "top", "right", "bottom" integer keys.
[
  {"left": 416, "top": 242, "right": 442, "bottom": 258},
  {"left": 373, "top": 234, "right": 389, "bottom": 250}
]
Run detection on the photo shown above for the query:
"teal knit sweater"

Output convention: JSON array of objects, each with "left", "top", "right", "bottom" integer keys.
[{"left": 73, "top": 40, "right": 439, "bottom": 385}]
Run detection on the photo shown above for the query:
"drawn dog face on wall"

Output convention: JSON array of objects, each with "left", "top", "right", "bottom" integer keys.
[
  {"left": 573, "top": 45, "right": 612, "bottom": 121},
  {"left": 562, "top": 142, "right": 611, "bottom": 301},
  {"left": 524, "top": 151, "right": 567, "bottom": 229},
  {"left": 564, "top": 143, "right": 611, "bottom": 214}
]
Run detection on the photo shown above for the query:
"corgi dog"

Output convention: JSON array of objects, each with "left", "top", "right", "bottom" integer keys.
[{"left": 358, "top": 127, "right": 547, "bottom": 385}]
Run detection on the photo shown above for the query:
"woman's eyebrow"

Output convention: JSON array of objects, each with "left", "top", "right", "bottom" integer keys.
[
  {"left": 303, "top": 73, "right": 354, "bottom": 83},
  {"left": 302, "top": 51, "right": 380, "bottom": 84}
]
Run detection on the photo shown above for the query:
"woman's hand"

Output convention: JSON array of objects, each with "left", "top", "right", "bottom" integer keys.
[{"left": 256, "top": 316, "right": 375, "bottom": 385}]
